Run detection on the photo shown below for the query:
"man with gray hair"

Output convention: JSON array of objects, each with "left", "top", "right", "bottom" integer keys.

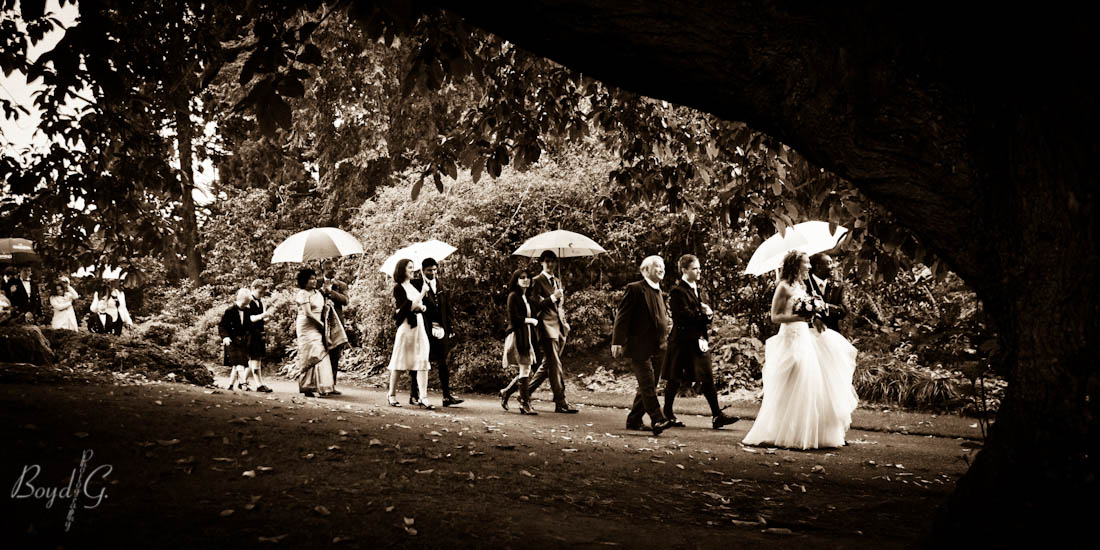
[{"left": 612, "top": 255, "right": 674, "bottom": 436}]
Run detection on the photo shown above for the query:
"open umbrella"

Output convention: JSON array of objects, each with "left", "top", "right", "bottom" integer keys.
[
  {"left": 744, "top": 221, "right": 848, "bottom": 276},
  {"left": 73, "top": 265, "right": 124, "bottom": 280},
  {"left": 513, "top": 230, "right": 607, "bottom": 258},
  {"left": 0, "top": 238, "right": 39, "bottom": 265},
  {"left": 272, "top": 227, "right": 364, "bottom": 263},
  {"left": 378, "top": 239, "right": 458, "bottom": 275}
]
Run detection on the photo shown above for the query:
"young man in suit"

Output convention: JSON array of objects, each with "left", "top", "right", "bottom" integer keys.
[
  {"left": 7, "top": 266, "right": 43, "bottom": 324},
  {"left": 320, "top": 261, "right": 350, "bottom": 395},
  {"left": 524, "top": 250, "right": 578, "bottom": 413},
  {"left": 409, "top": 257, "right": 464, "bottom": 406},
  {"left": 86, "top": 299, "right": 116, "bottom": 334},
  {"left": 661, "top": 254, "right": 740, "bottom": 429},
  {"left": 807, "top": 253, "right": 848, "bottom": 333},
  {"left": 219, "top": 288, "right": 253, "bottom": 391},
  {"left": 612, "top": 255, "right": 674, "bottom": 436}
]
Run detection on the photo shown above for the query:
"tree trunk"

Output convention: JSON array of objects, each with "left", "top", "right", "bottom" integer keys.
[
  {"left": 433, "top": 1, "right": 1099, "bottom": 543},
  {"left": 174, "top": 98, "right": 204, "bottom": 285}
]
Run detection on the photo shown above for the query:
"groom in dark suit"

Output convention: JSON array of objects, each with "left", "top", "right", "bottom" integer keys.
[
  {"left": 409, "top": 257, "right": 464, "bottom": 406},
  {"left": 662, "top": 254, "right": 740, "bottom": 430},
  {"left": 612, "top": 255, "right": 674, "bottom": 436},
  {"left": 807, "top": 253, "right": 848, "bottom": 333}
]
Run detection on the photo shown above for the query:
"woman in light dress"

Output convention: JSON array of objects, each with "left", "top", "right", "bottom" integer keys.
[
  {"left": 498, "top": 268, "right": 540, "bottom": 415},
  {"left": 294, "top": 268, "right": 335, "bottom": 397},
  {"left": 49, "top": 278, "right": 80, "bottom": 330},
  {"left": 385, "top": 258, "right": 434, "bottom": 409},
  {"left": 743, "top": 250, "right": 859, "bottom": 449}
]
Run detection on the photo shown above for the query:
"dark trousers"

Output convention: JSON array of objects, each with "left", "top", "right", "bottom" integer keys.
[
  {"left": 410, "top": 339, "right": 453, "bottom": 399},
  {"left": 329, "top": 347, "right": 341, "bottom": 385},
  {"left": 526, "top": 336, "right": 567, "bottom": 405},
  {"left": 626, "top": 353, "right": 667, "bottom": 427},
  {"left": 664, "top": 376, "right": 722, "bottom": 418}
]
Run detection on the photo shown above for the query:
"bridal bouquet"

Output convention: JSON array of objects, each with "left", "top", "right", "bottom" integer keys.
[{"left": 792, "top": 295, "right": 827, "bottom": 319}]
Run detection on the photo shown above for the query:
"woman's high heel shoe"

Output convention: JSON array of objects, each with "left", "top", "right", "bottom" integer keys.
[
  {"left": 417, "top": 401, "right": 436, "bottom": 411},
  {"left": 386, "top": 396, "right": 401, "bottom": 407},
  {"left": 499, "top": 389, "right": 510, "bottom": 411}
]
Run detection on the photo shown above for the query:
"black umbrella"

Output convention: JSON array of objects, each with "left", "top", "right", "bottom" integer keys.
[{"left": 0, "top": 238, "right": 40, "bottom": 266}]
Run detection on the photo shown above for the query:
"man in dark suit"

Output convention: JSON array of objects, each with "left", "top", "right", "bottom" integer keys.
[
  {"left": 525, "top": 250, "right": 578, "bottom": 413},
  {"left": 661, "top": 255, "right": 740, "bottom": 429},
  {"left": 320, "top": 261, "right": 350, "bottom": 394},
  {"left": 807, "top": 253, "right": 848, "bottom": 333},
  {"left": 612, "top": 255, "right": 674, "bottom": 436},
  {"left": 409, "top": 257, "right": 464, "bottom": 406},
  {"left": 7, "top": 266, "right": 43, "bottom": 324},
  {"left": 86, "top": 300, "right": 117, "bottom": 334}
]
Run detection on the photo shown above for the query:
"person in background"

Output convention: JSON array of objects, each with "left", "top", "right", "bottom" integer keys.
[
  {"left": 220, "top": 288, "right": 253, "bottom": 391},
  {"left": 49, "top": 278, "right": 80, "bottom": 330},
  {"left": 499, "top": 268, "right": 540, "bottom": 415},
  {"left": 92, "top": 280, "right": 131, "bottom": 335},
  {"left": 8, "top": 266, "right": 43, "bottom": 324},
  {"left": 320, "top": 261, "right": 349, "bottom": 394},
  {"left": 86, "top": 298, "right": 115, "bottom": 334},
  {"left": 245, "top": 279, "right": 273, "bottom": 393}
]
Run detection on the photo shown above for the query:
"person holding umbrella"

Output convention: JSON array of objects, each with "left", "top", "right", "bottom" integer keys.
[
  {"left": 523, "top": 250, "right": 578, "bottom": 413},
  {"left": 293, "top": 268, "right": 337, "bottom": 397}
]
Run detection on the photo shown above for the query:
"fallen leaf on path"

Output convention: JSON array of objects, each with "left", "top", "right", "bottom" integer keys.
[
  {"left": 520, "top": 470, "right": 535, "bottom": 478},
  {"left": 157, "top": 439, "right": 181, "bottom": 446},
  {"left": 561, "top": 448, "right": 578, "bottom": 453},
  {"left": 494, "top": 444, "right": 516, "bottom": 450},
  {"left": 810, "top": 465, "right": 825, "bottom": 473},
  {"left": 764, "top": 528, "right": 793, "bottom": 535},
  {"left": 398, "top": 458, "right": 418, "bottom": 464},
  {"left": 403, "top": 517, "right": 415, "bottom": 526},
  {"left": 651, "top": 459, "right": 666, "bottom": 464},
  {"left": 429, "top": 431, "right": 442, "bottom": 437},
  {"left": 257, "top": 466, "right": 273, "bottom": 471},
  {"left": 257, "top": 534, "right": 288, "bottom": 543},
  {"left": 242, "top": 470, "right": 256, "bottom": 478},
  {"left": 385, "top": 505, "right": 395, "bottom": 512},
  {"left": 468, "top": 450, "right": 484, "bottom": 457},
  {"left": 74, "top": 432, "right": 90, "bottom": 438},
  {"left": 338, "top": 430, "right": 349, "bottom": 436},
  {"left": 328, "top": 445, "right": 342, "bottom": 451},
  {"left": 155, "top": 400, "right": 163, "bottom": 406},
  {"left": 220, "top": 509, "right": 234, "bottom": 517},
  {"left": 415, "top": 469, "right": 434, "bottom": 474},
  {"left": 314, "top": 505, "right": 331, "bottom": 516},
  {"left": 731, "top": 520, "right": 759, "bottom": 527},
  {"left": 369, "top": 439, "right": 382, "bottom": 447},
  {"left": 704, "top": 470, "right": 724, "bottom": 476}
]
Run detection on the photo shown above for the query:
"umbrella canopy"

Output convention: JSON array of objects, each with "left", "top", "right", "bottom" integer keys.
[
  {"left": 73, "top": 265, "right": 124, "bottom": 279},
  {"left": 744, "top": 221, "right": 848, "bottom": 276},
  {"left": 0, "top": 238, "right": 40, "bottom": 266},
  {"left": 378, "top": 239, "right": 458, "bottom": 275},
  {"left": 513, "top": 230, "right": 607, "bottom": 258},
  {"left": 271, "top": 227, "right": 364, "bottom": 264}
]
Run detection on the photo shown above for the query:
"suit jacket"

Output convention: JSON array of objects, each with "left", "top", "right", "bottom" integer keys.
[
  {"left": 392, "top": 284, "right": 419, "bottom": 328},
  {"left": 7, "top": 277, "right": 43, "bottom": 321},
  {"left": 86, "top": 312, "right": 116, "bottom": 334},
  {"left": 612, "top": 280, "right": 670, "bottom": 360},
  {"left": 806, "top": 276, "right": 848, "bottom": 332},
  {"left": 530, "top": 272, "right": 568, "bottom": 340},
  {"left": 321, "top": 277, "right": 349, "bottom": 321},
  {"left": 505, "top": 290, "right": 534, "bottom": 355},
  {"left": 414, "top": 276, "right": 453, "bottom": 360},
  {"left": 219, "top": 304, "right": 252, "bottom": 365}
]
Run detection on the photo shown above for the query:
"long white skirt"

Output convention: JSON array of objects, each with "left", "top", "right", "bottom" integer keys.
[{"left": 743, "top": 322, "right": 858, "bottom": 449}]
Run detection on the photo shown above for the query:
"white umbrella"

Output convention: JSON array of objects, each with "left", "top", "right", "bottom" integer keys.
[
  {"left": 744, "top": 221, "right": 847, "bottom": 276},
  {"left": 271, "top": 227, "right": 364, "bottom": 263},
  {"left": 378, "top": 244, "right": 422, "bottom": 275},
  {"left": 72, "top": 265, "right": 124, "bottom": 279},
  {"left": 513, "top": 229, "right": 607, "bottom": 258},
  {"left": 377, "top": 239, "right": 458, "bottom": 275}
]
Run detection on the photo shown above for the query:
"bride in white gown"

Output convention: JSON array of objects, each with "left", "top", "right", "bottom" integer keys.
[{"left": 743, "top": 250, "right": 859, "bottom": 449}]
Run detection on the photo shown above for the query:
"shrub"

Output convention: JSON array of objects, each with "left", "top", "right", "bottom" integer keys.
[
  {"left": 450, "top": 337, "right": 509, "bottom": 393},
  {"left": 42, "top": 328, "right": 214, "bottom": 385},
  {"left": 138, "top": 322, "right": 176, "bottom": 346}
]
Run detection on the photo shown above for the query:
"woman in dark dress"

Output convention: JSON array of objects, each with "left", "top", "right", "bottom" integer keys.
[{"left": 498, "top": 268, "right": 540, "bottom": 415}]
